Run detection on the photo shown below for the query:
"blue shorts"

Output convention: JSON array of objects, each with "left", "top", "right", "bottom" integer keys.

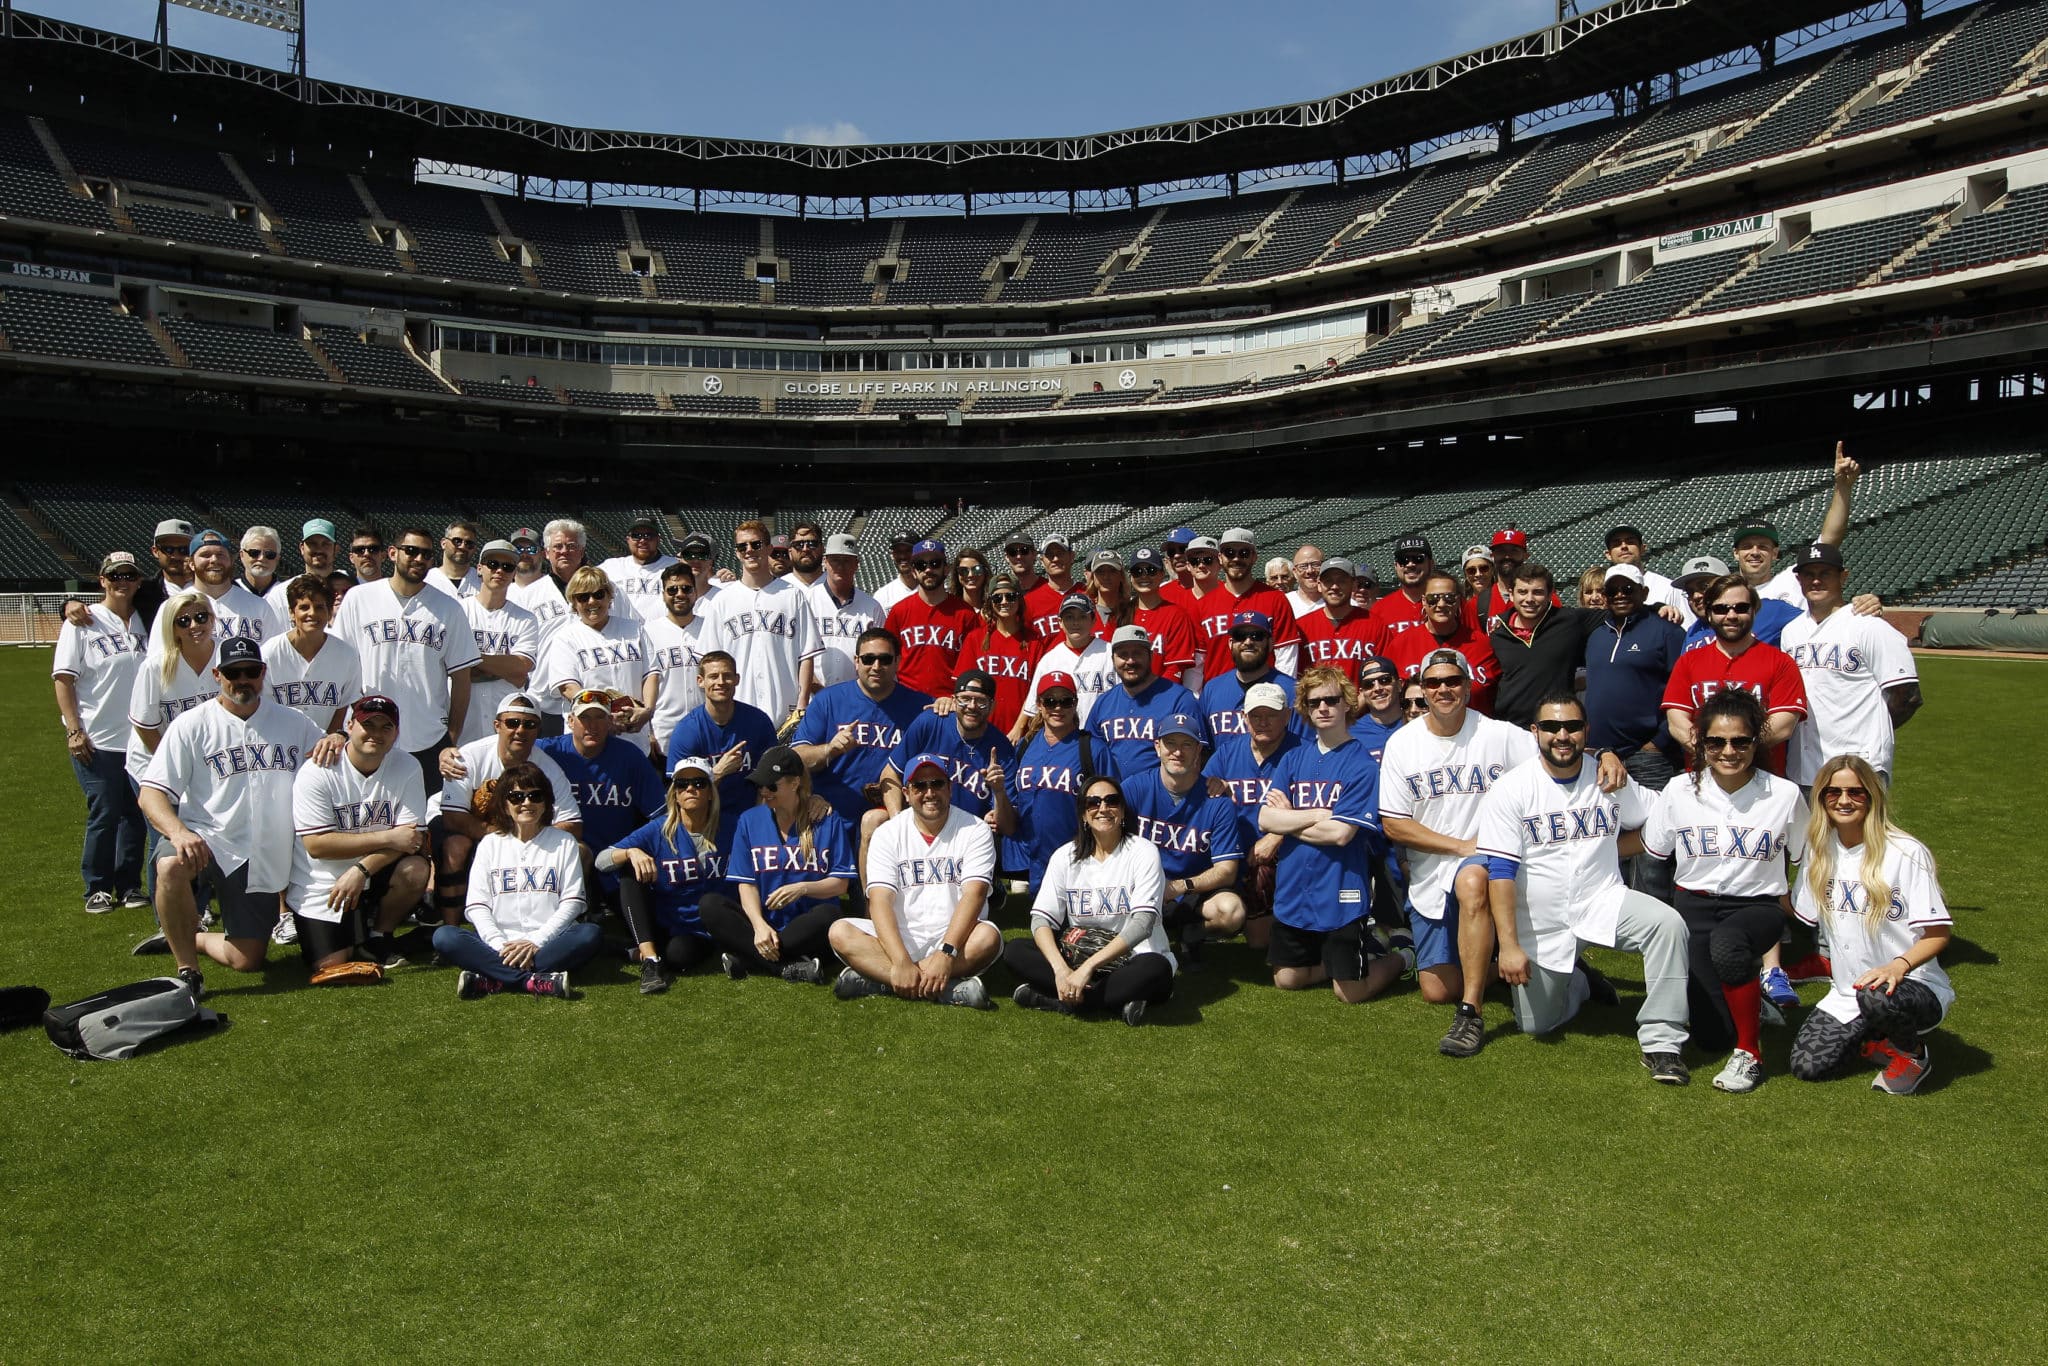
[{"left": 1406, "top": 857, "right": 1489, "bottom": 972}]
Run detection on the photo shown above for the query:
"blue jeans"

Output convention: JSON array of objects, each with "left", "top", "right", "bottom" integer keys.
[
  {"left": 73, "top": 751, "right": 144, "bottom": 897},
  {"left": 431, "top": 921, "right": 602, "bottom": 986}
]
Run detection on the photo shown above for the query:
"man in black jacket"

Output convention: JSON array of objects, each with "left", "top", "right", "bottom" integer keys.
[{"left": 1490, "top": 562, "right": 1683, "bottom": 727}]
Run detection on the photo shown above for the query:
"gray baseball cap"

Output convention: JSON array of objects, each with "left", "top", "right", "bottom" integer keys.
[
  {"left": 824, "top": 533, "right": 859, "bottom": 557},
  {"left": 1673, "top": 555, "right": 1729, "bottom": 588},
  {"left": 1221, "top": 527, "right": 1258, "bottom": 548},
  {"left": 1110, "top": 624, "right": 1151, "bottom": 649}
]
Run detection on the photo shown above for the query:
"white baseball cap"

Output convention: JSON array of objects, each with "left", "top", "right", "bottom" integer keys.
[
  {"left": 1603, "top": 563, "right": 1647, "bottom": 589},
  {"left": 1243, "top": 682, "right": 1289, "bottom": 713}
]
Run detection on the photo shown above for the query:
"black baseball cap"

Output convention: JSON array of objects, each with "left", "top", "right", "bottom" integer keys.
[
  {"left": 748, "top": 745, "right": 805, "bottom": 787},
  {"left": 678, "top": 532, "right": 712, "bottom": 556},
  {"left": 954, "top": 669, "right": 997, "bottom": 698},
  {"left": 1796, "top": 541, "right": 1845, "bottom": 569},
  {"left": 1395, "top": 535, "right": 1432, "bottom": 559},
  {"left": 217, "top": 637, "right": 262, "bottom": 668},
  {"left": 1604, "top": 524, "right": 1645, "bottom": 549}
]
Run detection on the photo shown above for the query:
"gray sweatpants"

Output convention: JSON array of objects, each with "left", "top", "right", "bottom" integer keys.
[{"left": 1511, "top": 889, "right": 1690, "bottom": 1053}]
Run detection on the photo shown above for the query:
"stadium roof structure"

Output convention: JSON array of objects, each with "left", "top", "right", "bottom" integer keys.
[{"left": 0, "top": 0, "right": 1933, "bottom": 205}]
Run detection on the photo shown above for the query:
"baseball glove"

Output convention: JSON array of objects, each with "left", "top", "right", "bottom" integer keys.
[
  {"left": 1058, "top": 924, "right": 1130, "bottom": 975},
  {"left": 777, "top": 705, "right": 805, "bottom": 740},
  {"left": 471, "top": 776, "right": 500, "bottom": 818}
]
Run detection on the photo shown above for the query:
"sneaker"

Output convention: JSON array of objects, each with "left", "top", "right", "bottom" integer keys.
[
  {"left": 429, "top": 949, "right": 456, "bottom": 969},
  {"left": 1012, "top": 983, "right": 1067, "bottom": 1014},
  {"left": 1713, "top": 1048, "right": 1764, "bottom": 1094},
  {"left": 942, "top": 976, "right": 993, "bottom": 1011},
  {"left": 84, "top": 891, "right": 116, "bottom": 914},
  {"left": 456, "top": 970, "right": 496, "bottom": 1001},
  {"left": 1389, "top": 931, "right": 1417, "bottom": 980},
  {"left": 523, "top": 971, "right": 571, "bottom": 1000},
  {"left": 720, "top": 952, "right": 748, "bottom": 981},
  {"left": 1759, "top": 998, "right": 1786, "bottom": 1028},
  {"left": 197, "top": 906, "right": 216, "bottom": 932},
  {"left": 1871, "top": 1042, "right": 1932, "bottom": 1095},
  {"left": 131, "top": 929, "right": 170, "bottom": 956},
  {"left": 1641, "top": 1051, "right": 1691, "bottom": 1085},
  {"left": 360, "top": 937, "right": 407, "bottom": 970},
  {"left": 832, "top": 966, "right": 890, "bottom": 1000},
  {"left": 1759, "top": 966, "right": 1799, "bottom": 1009},
  {"left": 638, "top": 958, "right": 671, "bottom": 995},
  {"left": 1785, "top": 952, "right": 1833, "bottom": 984},
  {"left": 176, "top": 965, "right": 205, "bottom": 1000},
  {"left": 1121, "top": 998, "right": 1148, "bottom": 1027},
  {"left": 1439, "top": 1005, "right": 1485, "bottom": 1058},
  {"left": 270, "top": 914, "right": 299, "bottom": 946},
  {"left": 778, "top": 956, "right": 823, "bottom": 985},
  {"left": 118, "top": 889, "right": 152, "bottom": 910},
  {"left": 1578, "top": 958, "right": 1619, "bottom": 1008}
]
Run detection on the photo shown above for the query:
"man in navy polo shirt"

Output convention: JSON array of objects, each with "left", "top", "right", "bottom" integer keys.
[{"left": 1582, "top": 562, "right": 1685, "bottom": 903}]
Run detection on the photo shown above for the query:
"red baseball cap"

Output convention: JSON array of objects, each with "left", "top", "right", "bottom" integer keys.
[
  {"left": 1491, "top": 528, "right": 1528, "bottom": 549},
  {"left": 1036, "top": 670, "right": 1079, "bottom": 698}
]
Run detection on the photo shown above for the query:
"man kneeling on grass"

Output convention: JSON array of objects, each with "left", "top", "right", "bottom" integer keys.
[{"left": 830, "top": 752, "right": 1001, "bottom": 1008}]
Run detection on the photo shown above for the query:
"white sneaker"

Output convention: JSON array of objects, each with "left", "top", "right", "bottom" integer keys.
[
  {"left": 942, "top": 976, "right": 993, "bottom": 1010},
  {"left": 271, "top": 914, "right": 299, "bottom": 945},
  {"left": 1712, "top": 1048, "right": 1764, "bottom": 1094}
]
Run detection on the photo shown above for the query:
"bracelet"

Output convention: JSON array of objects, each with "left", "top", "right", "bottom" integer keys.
[
  {"left": 1893, "top": 954, "right": 1913, "bottom": 967},
  {"left": 351, "top": 860, "right": 372, "bottom": 880}
]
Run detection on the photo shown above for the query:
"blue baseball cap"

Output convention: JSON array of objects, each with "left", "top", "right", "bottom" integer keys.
[
  {"left": 1057, "top": 591, "right": 1093, "bottom": 616},
  {"left": 1127, "top": 546, "right": 1165, "bottom": 572},
  {"left": 910, "top": 538, "right": 946, "bottom": 560},
  {"left": 1164, "top": 527, "right": 1196, "bottom": 548},
  {"left": 1230, "top": 610, "right": 1273, "bottom": 634},
  {"left": 904, "top": 751, "right": 954, "bottom": 782},
  {"left": 189, "top": 528, "right": 230, "bottom": 553},
  {"left": 1157, "top": 713, "right": 1204, "bottom": 741}
]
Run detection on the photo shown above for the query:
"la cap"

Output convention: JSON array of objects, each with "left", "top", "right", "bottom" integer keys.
[
  {"left": 1603, "top": 563, "right": 1647, "bottom": 588},
  {"left": 1605, "top": 524, "right": 1646, "bottom": 549},
  {"left": 1673, "top": 555, "right": 1729, "bottom": 588},
  {"left": 1243, "top": 682, "right": 1289, "bottom": 713},
  {"left": 217, "top": 637, "right": 262, "bottom": 668},
  {"left": 1036, "top": 670, "right": 1079, "bottom": 698},
  {"left": 1492, "top": 528, "right": 1529, "bottom": 549},
  {"left": 1220, "top": 527, "right": 1258, "bottom": 548},
  {"left": 668, "top": 753, "right": 715, "bottom": 781},
  {"left": 824, "top": 533, "right": 859, "bottom": 557},
  {"left": 1156, "top": 713, "right": 1204, "bottom": 741},
  {"left": 1110, "top": 624, "right": 1151, "bottom": 649},
  {"left": 153, "top": 518, "right": 196, "bottom": 543},
  {"left": 1230, "top": 610, "right": 1273, "bottom": 634},
  {"left": 349, "top": 693, "right": 401, "bottom": 725},
  {"left": 1796, "top": 541, "right": 1846, "bottom": 569},
  {"left": 300, "top": 518, "right": 338, "bottom": 543},
  {"left": 1731, "top": 520, "right": 1782, "bottom": 548},
  {"left": 496, "top": 693, "right": 543, "bottom": 718},
  {"left": 748, "top": 745, "right": 805, "bottom": 787}
]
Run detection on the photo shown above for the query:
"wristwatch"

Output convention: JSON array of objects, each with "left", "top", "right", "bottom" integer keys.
[{"left": 939, "top": 942, "right": 959, "bottom": 959}]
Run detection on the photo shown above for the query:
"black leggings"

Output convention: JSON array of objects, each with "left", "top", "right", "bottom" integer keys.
[
  {"left": 1675, "top": 891, "right": 1786, "bottom": 1053},
  {"left": 1003, "top": 935, "right": 1174, "bottom": 1011},
  {"left": 698, "top": 892, "right": 844, "bottom": 973},
  {"left": 615, "top": 877, "right": 716, "bottom": 970},
  {"left": 1791, "top": 978, "right": 1943, "bottom": 1080}
]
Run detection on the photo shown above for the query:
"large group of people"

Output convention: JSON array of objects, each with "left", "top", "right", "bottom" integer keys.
[{"left": 47, "top": 443, "right": 1955, "bottom": 1092}]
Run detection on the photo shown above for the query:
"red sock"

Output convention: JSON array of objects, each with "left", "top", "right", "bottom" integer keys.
[{"left": 1722, "top": 977, "right": 1763, "bottom": 1057}]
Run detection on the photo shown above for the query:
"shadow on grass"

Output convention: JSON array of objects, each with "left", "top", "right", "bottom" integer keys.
[{"left": 1937, "top": 932, "right": 1998, "bottom": 968}]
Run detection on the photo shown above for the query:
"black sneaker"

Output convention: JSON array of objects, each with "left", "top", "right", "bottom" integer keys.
[
  {"left": 1121, "top": 999, "right": 1148, "bottom": 1027},
  {"left": 456, "top": 970, "right": 498, "bottom": 1001},
  {"left": 638, "top": 959, "right": 671, "bottom": 995},
  {"left": 1439, "top": 1004, "right": 1484, "bottom": 1058},
  {"left": 84, "top": 891, "right": 116, "bottom": 915},
  {"left": 360, "top": 936, "right": 407, "bottom": 970},
  {"left": 1012, "top": 983, "right": 1066, "bottom": 1014},
  {"left": 720, "top": 952, "right": 748, "bottom": 980},
  {"left": 523, "top": 971, "right": 572, "bottom": 1000},
  {"left": 176, "top": 965, "right": 205, "bottom": 1000},
  {"left": 1578, "top": 958, "right": 1620, "bottom": 1008},
  {"left": 131, "top": 929, "right": 170, "bottom": 956},
  {"left": 118, "top": 889, "right": 152, "bottom": 910},
  {"left": 1641, "top": 1051, "right": 1691, "bottom": 1085},
  {"left": 779, "top": 956, "right": 823, "bottom": 985}
]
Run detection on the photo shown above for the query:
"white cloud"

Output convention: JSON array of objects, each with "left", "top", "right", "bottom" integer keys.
[{"left": 782, "top": 120, "right": 869, "bottom": 146}]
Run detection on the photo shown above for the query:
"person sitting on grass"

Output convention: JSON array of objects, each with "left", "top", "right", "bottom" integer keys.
[
  {"left": 831, "top": 752, "right": 1002, "bottom": 1009},
  {"left": 439, "top": 762, "right": 600, "bottom": 1001},
  {"left": 704, "top": 746, "right": 855, "bottom": 985},
  {"left": 1007, "top": 773, "right": 1175, "bottom": 1026},
  {"left": 1789, "top": 754, "right": 1954, "bottom": 1096},
  {"left": 596, "top": 754, "right": 733, "bottom": 994}
]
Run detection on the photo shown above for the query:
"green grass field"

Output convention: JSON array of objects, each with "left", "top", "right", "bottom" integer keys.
[{"left": 3, "top": 650, "right": 2044, "bottom": 1362}]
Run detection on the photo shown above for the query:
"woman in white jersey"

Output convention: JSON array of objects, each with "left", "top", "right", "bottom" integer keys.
[
  {"left": 1007, "top": 774, "right": 1175, "bottom": 1026},
  {"left": 1640, "top": 690, "right": 1808, "bottom": 1094},
  {"left": 538, "top": 566, "right": 657, "bottom": 749},
  {"left": 127, "top": 591, "right": 221, "bottom": 878},
  {"left": 1788, "top": 754, "right": 1954, "bottom": 1095},
  {"left": 53, "top": 552, "right": 149, "bottom": 912}
]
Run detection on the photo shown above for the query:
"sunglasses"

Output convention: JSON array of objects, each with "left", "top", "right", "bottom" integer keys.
[
  {"left": 907, "top": 778, "right": 950, "bottom": 794},
  {"left": 1534, "top": 719, "right": 1587, "bottom": 734},
  {"left": 499, "top": 717, "right": 540, "bottom": 731},
  {"left": 790, "top": 538, "right": 822, "bottom": 549},
  {"left": 910, "top": 559, "right": 946, "bottom": 571},
  {"left": 1004, "top": 545, "right": 1035, "bottom": 556},
  {"left": 1394, "top": 554, "right": 1429, "bottom": 567},
  {"left": 1084, "top": 794, "right": 1124, "bottom": 810},
  {"left": 671, "top": 776, "right": 711, "bottom": 791},
  {"left": 513, "top": 543, "right": 540, "bottom": 555},
  {"left": 349, "top": 543, "right": 384, "bottom": 556},
  {"left": 242, "top": 548, "right": 279, "bottom": 561},
  {"left": 1422, "top": 593, "right": 1460, "bottom": 606},
  {"left": 173, "top": 611, "right": 214, "bottom": 628},
  {"left": 988, "top": 593, "right": 1020, "bottom": 605},
  {"left": 734, "top": 539, "right": 765, "bottom": 551},
  {"left": 1819, "top": 786, "right": 1871, "bottom": 804},
  {"left": 1401, "top": 697, "right": 1430, "bottom": 712},
  {"left": 1708, "top": 603, "right": 1754, "bottom": 616},
  {"left": 1186, "top": 555, "right": 1218, "bottom": 567},
  {"left": 503, "top": 788, "right": 546, "bottom": 804},
  {"left": 1230, "top": 629, "right": 1271, "bottom": 643},
  {"left": 394, "top": 544, "right": 435, "bottom": 559},
  {"left": 105, "top": 571, "right": 141, "bottom": 583},
  {"left": 856, "top": 653, "right": 897, "bottom": 667},
  {"left": 1041, "top": 694, "right": 1077, "bottom": 708},
  {"left": 957, "top": 566, "right": 987, "bottom": 578},
  {"left": 1304, "top": 695, "right": 1345, "bottom": 710},
  {"left": 1703, "top": 735, "right": 1757, "bottom": 750},
  {"left": 572, "top": 590, "right": 610, "bottom": 604},
  {"left": 1420, "top": 676, "right": 1465, "bottom": 691},
  {"left": 445, "top": 536, "right": 477, "bottom": 548},
  {"left": 1129, "top": 565, "right": 1162, "bottom": 577},
  {"left": 662, "top": 582, "right": 695, "bottom": 594},
  {"left": 483, "top": 557, "right": 520, "bottom": 572},
  {"left": 1361, "top": 674, "right": 1396, "bottom": 689},
  {"left": 219, "top": 665, "right": 263, "bottom": 682},
  {"left": 626, "top": 529, "right": 657, "bottom": 539},
  {"left": 1605, "top": 582, "right": 1641, "bottom": 594},
  {"left": 1221, "top": 548, "right": 1253, "bottom": 560},
  {"left": 154, "top": 543, "right": 190, "bottom": 556}
]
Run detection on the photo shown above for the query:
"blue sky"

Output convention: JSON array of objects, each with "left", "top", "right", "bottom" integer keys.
[{"left": 26, "top": 0, "right": 1563, "bottom": 144}]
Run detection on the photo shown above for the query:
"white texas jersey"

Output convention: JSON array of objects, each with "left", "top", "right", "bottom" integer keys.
[
  {"left": 1793, "top": 834, "right": 1954, "bottom": 1025},
  {"left": 864, "top": 805, "right": 996, "bottom": 945},
  {"left": 424, "top": 566, "right": 482, "bottom": 602},
  {"left": 260, "top": 631, "right": 361, "bottom": 729},
  {"left": 643, "top": 614, "right": 707, "bottom": 754},
  {"left": 1779, "top": 605, "right": 1917, "bottom": 783},
  {"left": 125, "top": 650, "right": 217, "bottom": 782},
  {"left": 150, "top": 582, "right": 282, "bottom": 653},
  {"left": 803, "top": 580, "right": 885, "bottom": 689},
  {"left": 435, "top": 737, "right": 583, "bottom": 826},
  {"left": 289, "top": 750, "right": 428, "bottom": 920},
  {"left": 332, "top": 580, "right": 481, "bottom": 751},
  {"left": 1378, "top": 711, "right": 1537, "bottom": 918},
  {"left": 597, "top": 553, "right": 679, "bottom": 620},
  {"left": 872, "top": 577, "right": 916, "bottom": 615},
  {"left": 141, "top": 698, "right": 324, "bottom": 892},
  {"left": 1032, "top": 835, "right": 1171, "bottom": 961},
  {"left": 458, "top": 597, "right": 540, "bottom": 746},
  {"left": 51, "top": 604, "right": 147, "bottom": 750},
  {"left": 1023, "top": 638, "right": 1118, "bottom": 723},
  {"left": 1640, "top": 771, "right": 1807, "bottom": 901},
  {"left": 465, "top": 826, "right": 586, "bottom": 947},
  {"left": 692, "top": 577, "right": 821, "bottom": 723},
  {"left": 1476, "top": 760, "right": 1654, "bottom": 972}
]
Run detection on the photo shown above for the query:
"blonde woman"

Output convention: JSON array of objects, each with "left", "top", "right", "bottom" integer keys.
[
  {"left": 703, "top": 745, "right": 855, "bottom": 983},
  {"left": 537, "top": 565, "right": 657, "bottom": 748},
  {"left": 1789, "top": 755, "right": 1954, "bottom": 1094},
  {"left": 597, "top": 753, "right": 734, "bottom": 993}
]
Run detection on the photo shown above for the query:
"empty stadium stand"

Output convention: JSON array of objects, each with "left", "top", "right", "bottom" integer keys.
[{"left": 0, "top": 286, "right": 169, "bottom": 368}]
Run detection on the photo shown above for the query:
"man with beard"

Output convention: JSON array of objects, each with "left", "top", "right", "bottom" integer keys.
[
  {"left": 597, "top": 515, "right": 677, "bottom": 619},
  {"left": 153, "top": 529, "right": 283, "bottom": 649},
  {"left": 425, "top": 519, "right": 483, "bottom": 602},
  {"left": 1367, "top": 535, "right": 1438, "bottom": 647}
]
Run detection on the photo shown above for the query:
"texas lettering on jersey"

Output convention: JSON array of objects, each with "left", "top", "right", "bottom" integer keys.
[
  {"left": 1400, "top": 760, "right": 1511, "bottom": 802},
  {"left": 886, "top": 855, "right": 970, "bottom": 888},
  {"left": 1518, "top": 797, "right": 1623, "bottom": 846},
  {"left": 568, "top": 777, "right": 642, "bottom": 811},
  {"left": 85, "top": 630, "right": 147, "bottom": 661},
  {"left": 485, "top": 865, "right": 561, "bottom": 894},
  {"left": 1285, "top": 778, "right": 1350, "bottom": 809},
  {"left": 714, "top": 607, "right": 802, "bottom": 642},
  {"left": 1663, "top": 823, "right": 1787, "bottom": 862},
  {"left": 270, "top": 679, "right": 344, "bottom": 711},
  {"left": 1132, "top": 814, "right": 1212, "bottom": 858},
  {"left": 327, "top": 798, "right": 401, "bottom": 831},
  {"left": 749, "top": 842, "right": 843, "bottom": 875},
  {"left": 1821, "top": 878, "right": 1908, "bottom": 921},
  {"left": 569, "top": 640, "right": 645, "bottom": 672},
  {"left": 657, "top": 849, "right": 725, "bottom": 884},
  {"left": 202, "top": 741, "right": 306, "bottom": 778},
  {"left": 899, "top": 623, "right": 963, "bottom": 652},
  {"left": 356, "top": 616, "right": 449, "bottom": 650},
  {"left": 1785, "top": 642, "right": 1872, "bottom": 675},
  {"left": 1060, "top": 885, "right": 1136, "bottom": 918},
  {"left": 472, "top": 627, "right": 526, "bottom": 657}
]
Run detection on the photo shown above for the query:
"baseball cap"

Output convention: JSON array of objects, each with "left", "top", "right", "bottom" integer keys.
[
  {"left": 1358, "top": 655, "right": 1399, "bottom": 683},
  {"left": 1605, "top": 524, "right": 1646, "bottom": 549},
  {"left": 1036, "top": 670, "right": 1079, "bottom": 698},
  {"left": 668, "top": 753, "right": 715, "bottom": 782},
  {"left": 1462, "top": 544, "right": 1494, "bottom": 566},
  {"left": 1230, "top": 610, "right": 1273, "bottom": 634},
  {"left": 217, "top": 637, "right": 262, "bottom": 668},
  {"left": 99, "top": 551, "right": 140, "bottom": 576},
  {"left": 1156, "top": 713, "right": 1204, "bottom": 741},
  {"left": 1127, "top": 546, "right": 1164, "bottom": 572},
  {"left": 678, "top": 532, "right": 713, "bottom": 556},
  {"left": 496, "top": 693, "right": 542, "bottom": 719},
  {"left": 478, "top": 538, "right": 519, "bottom": 566},
  {"left": 954, "top": 669, "right": 998, "bottom": 699},
  {"left": 510, "top": 526, "right": 541, "bottom": 549},
  {"left": 910, "top": 538, "right": 946, "bottom": 561},
  {"left": 1603, "top": 563, "right": 1647, "bottom": 589},
  {"left": 569, "top": 687, "right": 623, "bottom": 719},
  {"left": 1002, "top": 532, "right": 1035, "bottom": 551},
  {"left": 300, "top": 518, "right": 338, "bottom": 543},
  {"left": 1672, "top": 555, "right": 1729, "bottom": 588},
  {"left": 350, "top": 693, "right": 401, "bottom": 725},
  {"left": 1041, "top": 532, "right": 1072, "bottom": 552},
  {"left": 1796, "top": 541, "right": 1845, "bottom": 569},
  {"left": 1419, "top": 647, "right": 1473, "bottom": 679},
  {"left": 1057, "top": 591, "right": 1093, "bottom": 617},
  {"left": 1354, "top": 565, "right": 1381, "bottom": 590},
  {"left": 1089, "top": 549, "right": 1122, "bottom": 571},
  {"left": 889, "top": 530, "right": 915, "bottom": 548},
  {"left": 768, "top": 534, "right": 790, "bottom": 551},
  {"left": 1110, "top": 624, "right": 1151, "bottom": 649},
  {"left": 903, "top": 751, "right": 953, "bottom": 783},
  {"left": 1163, "top": 527, "right": 1196, "bottom": 548},
  {"left": 188, "top": 528, "right": 230, "bottom": 553},
  {"left": 1243, "top": 682, "right": 1289, "bottom": 713},
  {"left": 1220, "top": 527, "right": 1257, "bottom": 548},
  {"left": 748, "top": 745, "right": 805, "bottom": 787},
  {"left": 1184, "top": 535, "right": 1220, "bottom": 555},
  {"left": 1320, "top": 556, "right": 1358, "bottom": 580},
  {"left": 1492, "top": 528, "right": 1528, "bottom": 549},
  {"left": 1731, "top": 520, "right": 1782, "bottom": 548},
  {"left": 153, "top": 518, "right": 196, "bottom": 543},
  {"left": 824, "top": 533, "right": 859, "bottom": 557},
  {"left": 1395, "top": 535, "right": 1432, "bottom": 559},
  {"left": 627, "top": 514, "right": 660, "bottom": 534}
]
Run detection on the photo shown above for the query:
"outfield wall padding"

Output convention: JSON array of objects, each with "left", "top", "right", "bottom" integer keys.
[{"left": 1918, "top": 611, "right": 2048, "bottom": 653}]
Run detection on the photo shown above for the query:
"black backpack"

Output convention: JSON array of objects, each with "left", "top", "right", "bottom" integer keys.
[{"left": 43, "top": 978, "right": 224, "bottom": 1061}]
